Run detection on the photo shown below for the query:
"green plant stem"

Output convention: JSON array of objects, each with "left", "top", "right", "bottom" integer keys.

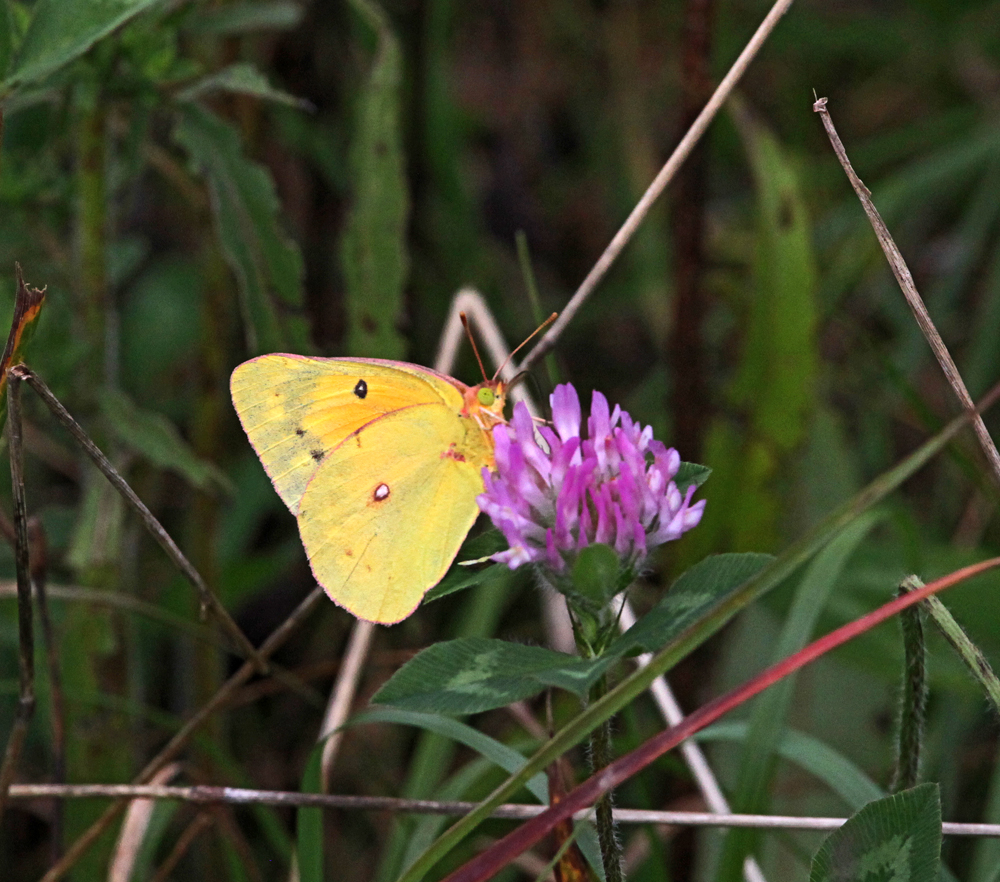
[
  {"left": 891, "top": 577, "right": 927, "bottom": 793},
  {"left": 589, "top": 674, "right": 622, "bottom": 882},
  {"left": 909, "top": 576, "right": 1000, "bottom": 715}
]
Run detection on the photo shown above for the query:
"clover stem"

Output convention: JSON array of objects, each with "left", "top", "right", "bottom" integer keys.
[{"left": 589, "top": 672, "right": 622, "bottom": 882}]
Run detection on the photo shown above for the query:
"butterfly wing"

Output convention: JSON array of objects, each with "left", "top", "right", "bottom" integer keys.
[
  {"left": 297, "top": 403, "right": 492, "bottom": 623},
  {"left": 230, "top": 355, "right": 468, "bottom": 514}
]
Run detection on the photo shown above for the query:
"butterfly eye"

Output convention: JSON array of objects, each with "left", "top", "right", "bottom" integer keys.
[{"left": 477, "top": 387, "right": 495, "bottom": 407}]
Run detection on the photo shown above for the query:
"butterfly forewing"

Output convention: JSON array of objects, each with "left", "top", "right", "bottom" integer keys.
[
  {"left": 231, "top": 355, "right": 466, "bottom": 514},
  {"left": 297, "top": 404, "right": 491, "bottom": 623}
]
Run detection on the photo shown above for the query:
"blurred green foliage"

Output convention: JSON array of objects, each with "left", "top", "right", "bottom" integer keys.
[{"left": 0, "top": 0, "right": 999, "bottom": 879}]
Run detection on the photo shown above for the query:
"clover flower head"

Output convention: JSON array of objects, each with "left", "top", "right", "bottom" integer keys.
[{"left": 477, "top": 383, "right": 705, "bottom": 581}]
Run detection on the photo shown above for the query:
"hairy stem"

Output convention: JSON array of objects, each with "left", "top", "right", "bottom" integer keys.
[
  {"left": 891, "top": 577, "right": 927, "bottom": 793},
  {"left": 590, "top": 673, "right": 622, "bottom": 882}
]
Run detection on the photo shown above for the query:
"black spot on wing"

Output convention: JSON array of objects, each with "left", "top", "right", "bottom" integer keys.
[
  {"left": 295, "top": 427, "right": 306, "bottom": 436},
  {"left": 310, "top": 449, "right": 324, "bottom": 462},
  {"left": 354, "top": 379, "right": 368, "bottom": 399}
]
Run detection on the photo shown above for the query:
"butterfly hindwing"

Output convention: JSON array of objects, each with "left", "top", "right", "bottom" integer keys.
[
  {"left": 296, "top": 404, "right": 489, "bottom": 623},
  {"left": 230, "top": 354, "right": 466, "bottom": 514}
]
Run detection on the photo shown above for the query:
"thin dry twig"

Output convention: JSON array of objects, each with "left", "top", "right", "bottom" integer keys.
[
  {"left": 8, "top": 783, "right": 1000, "bottom": 837},
  {"left": 522, "top": 0, "right": 797, "bottom": 370},
  {"left": 813, "top": 97, "right": 1000, "bottom": 488},
  {"left": 9, "top": 365, "right": 267, "bottom": 672},
  {"left": 38, "top": 584, "right": 327, "bottom": 882},
  {"left": 0, "top": 368, "right": 36, "bottom": 824}
]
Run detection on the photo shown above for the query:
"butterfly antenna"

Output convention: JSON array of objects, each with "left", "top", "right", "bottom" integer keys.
[
  {"left": 492, "top": 312, "right": 557, "bottom": 382},
  {"left": 460, "top": 312, "right": 491, "bottom": 384}
]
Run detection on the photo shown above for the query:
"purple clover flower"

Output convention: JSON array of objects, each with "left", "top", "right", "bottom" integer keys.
[{"left": 477, "top": 384, "right": 705, "bottom": 583}]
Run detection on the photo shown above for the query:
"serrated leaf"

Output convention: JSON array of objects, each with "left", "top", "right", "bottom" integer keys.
[
  {"left": 809, "top": 783, "right": 941, "bottom": 882},
  {"left": 341, "top": 0, "right": 408, "bottom": 358},
  {"left": 609, "top": 553, "right": 774, "bottom": 657},
  {"left": 173, "top": 104, "right": 308, "bottom": 353},
  {"left": 98, "top": 389, "right": 233, "bottom": 493},
  {"left": 372, "top": 637, "right": 612, "bottom": 714},
  {"left": 182, "top": 0, "right": 303, "bottom": 35},
  {"left": 4, "top": 0, "right": 162, "bottom": 91},
  {"left": 177, "top": 62, "right": 311, "bottom": 110}
]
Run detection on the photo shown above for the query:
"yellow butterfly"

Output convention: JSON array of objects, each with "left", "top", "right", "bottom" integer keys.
[{"left": 230, "top": 355, "right": 506, "bottom": 624}]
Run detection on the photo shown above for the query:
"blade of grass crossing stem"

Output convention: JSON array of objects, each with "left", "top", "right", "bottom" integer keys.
[
  {"left": 716, "top": 511, "right": 883, "bottom": 880},
  {"left": 401, "top": 759, "right": 519, "bottom": 879},
  {"left": 397, "top": 397, "right": 991, "bottom": 882},
  {"left": 300, "top": 702, "right": 550, "bottom": 882},
  {"left": 349, "top": 708, "right": 549, "bottom": 803}
]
